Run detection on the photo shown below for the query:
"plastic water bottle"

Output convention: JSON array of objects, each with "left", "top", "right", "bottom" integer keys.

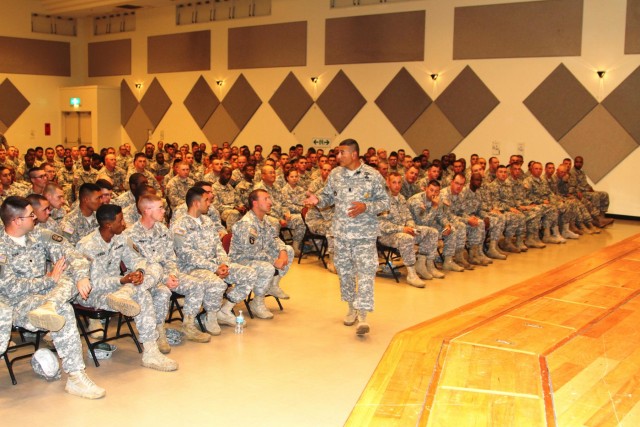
[{"left": 235, "top": 310, "right": 245, "bottom": 334}]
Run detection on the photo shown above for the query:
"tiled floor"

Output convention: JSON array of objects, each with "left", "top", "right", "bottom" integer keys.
[{"left": 1, "top": 220, "right": 638, "bottom": 426}]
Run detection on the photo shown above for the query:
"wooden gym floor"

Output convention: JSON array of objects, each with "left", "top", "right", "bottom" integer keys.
[{"left": 347, "top": 232, "right": 640, "bottom": 426}]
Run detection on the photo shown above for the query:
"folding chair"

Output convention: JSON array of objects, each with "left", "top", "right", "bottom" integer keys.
[
  {"left": 1, "top": 327, "right": 45, "bottom": 385},
  {"left": 73, "top": 304, "right": 142, "bottom": 367},
  {"left": 166, "top": 291, "right": 206, "bottom": 331},
  {"left": 377, "top": 240, "right": 403, "bottom": 283},
  {"left": 298, "top": 207, "right": 328, "bottom": 268}
]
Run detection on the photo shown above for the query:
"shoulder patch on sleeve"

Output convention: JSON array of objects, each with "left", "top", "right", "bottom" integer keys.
[
  {"left": 173, "top": 227, "right": 186, "bottom": 236},
  {"left": 63, "top": 225, "right": 75, "bottom": 235},
  {"left": 52, "top": 234, "right": 63, "bottom": 242}
]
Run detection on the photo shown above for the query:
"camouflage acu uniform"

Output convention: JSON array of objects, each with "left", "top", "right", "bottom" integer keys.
[
  {"left": 97, "top": 166, "right": 127, "bottom": 194},
  {"left": 202, "top": 172, "right": 220, "bottom": 185},
  {"left": 508, "top": 176, "right": 543, "bottom": 233},
  {"left": 74, "top": 168, "right": 98, "bottom": 197},
  {"left": 298, "top": 171, "right": 312, "bottom": 190},
  {"left": 113, "top": 191, "right": 135, "bottom": 209},
  {"left": 76, "top": 229, "right": 167, "bottom": 344},
  {"left": 485, "top": 179, "right": 532, "bottom": 237},
  {"left": 306, "top": 177, "right": 334, "bottom": 254},
  {"left": 471, "top": 185, "right": 506, "bottom": 241},
  {"left": 253, "top": 181, "right": 305, "bottom": 244},
  {"left": 172, "top": 214, "right": 254, "bottom": 306},
  {"left": 122, "top": 204, "right": 141, "bottom": 227},
  {"left": 166, "top": 176, "right": 195, "bottom": 209},
  {"left": 308, "top": 177, "right": 328, "bottom": 195},
  {"left": 0, "top": 228, "right": 89, "bottom": 373},
  {"left": 281, "top": 183, "right": 307, "bottom": 215},
  {"left": 440, "top": 187, "right": 484, "bottom": 246},
  {"left": 400, "top": 178, "right": 421, "bottom": 200},
  {"left": 60, "top": 207, "right": 98, "bottom": 245},
  {"left": 523, "top": 175, "right": 560, "bottom": 229},
  {"left": 125, "top": 221, "right": 204, "bottom": 318},
  {"left": 378, "top": 193, "right": 439, "bottom": 265},
  {"left": 0, "top": 299, "right": 10, "bottom": 354},
  {"left": 569, "top": 168, "right": 609, "bottom": 215},
  {"left": 230, "top": 210, "right": 293, "bottom": 297},
  {"left": 212, "top": 181, "right": 242, "bottom": 232},
  {"left": 407, "top": 192, "right": 465, "bottom": 257},
  {"left": 56, "top": 168, "right": 75, "bottom": 203},
  {"left": 116, "top": 155, "right": 132, "bottom": 171},
  {"left": 234, "top": 178, "right": 255, "bottom": 207},
  {"left": 315, "top": 163, "right": 389, "bottom": 312},
  {"left": 550, "top": 174, "right": 590, "bottom": 225}
]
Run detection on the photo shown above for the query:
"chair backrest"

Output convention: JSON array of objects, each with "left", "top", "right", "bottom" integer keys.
[
  {"left": 301, "top": 206, "right": 309, "bottom": 222},
  {"left": 222, "top": 232, "right": 232, "bottom": 254}
]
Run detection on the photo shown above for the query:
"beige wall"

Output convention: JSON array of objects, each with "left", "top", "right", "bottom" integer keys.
[{"left": 0, "top": 0, "right": 638, "bottom": 215}]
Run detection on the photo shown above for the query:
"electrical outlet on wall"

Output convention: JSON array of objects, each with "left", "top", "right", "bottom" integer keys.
[{"left": 492, "top": 141, "right": 500, "bottom": 155}]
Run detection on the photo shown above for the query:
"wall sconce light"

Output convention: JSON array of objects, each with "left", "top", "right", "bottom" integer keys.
[
  {"left": 597, "top": 71, "right": 606, "bottom": 79},
  {"left": 430, "top": 74, "right": 439, "bottom": 81},
  {"left": 311, "top": 77, "right": 319, "bottom": 84},
  {"left": 216, "top": 80, "right": 224, "bottom": 87}
]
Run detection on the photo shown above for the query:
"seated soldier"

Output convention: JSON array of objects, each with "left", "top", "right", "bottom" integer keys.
[
  {"left": 166, "top": 162, "right": 194, "bottom": 209},
  {"left": 379, "top": 173, "right": 442, "bottom": 288},
  {"left": 60, "top": 183, "right": 102, "bottom": 245},
  {"left": 213, "top": 166, "right": 246, "bottom": 232},
  {"left": 125, "top": 194, "right": 210, "bottom": 345},
  {"left": 230, "top": 189, "right": 294, "bottom": 318},
  {"left": 172, "top": 187, "right": 257, "bottom": 328},
  {"left": 76, "top": 204, "right": 177, "bottom": 372},
  {"left": 0, "top": 196, "right": 104, "bottom": 398}
]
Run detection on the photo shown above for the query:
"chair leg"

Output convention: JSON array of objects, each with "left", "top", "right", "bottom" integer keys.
[{"left": 76, "top": 314, "right": 100, "bottom": 367}]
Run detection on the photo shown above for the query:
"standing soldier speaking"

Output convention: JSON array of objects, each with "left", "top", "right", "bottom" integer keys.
[{"left": 305, "top": 139, "right": 389, "bottom": 337}]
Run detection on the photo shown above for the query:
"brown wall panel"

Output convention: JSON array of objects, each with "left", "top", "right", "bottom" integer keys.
[
  {"left": 89, "top": 39, "right": 131, "bottom": 77},
  {"left": 325, "top": 11, "right": 425, "bottom": 65},
  {"left": 0, "top": 36, "right": 70, "bottom": 76},
  {"left": 626, "top": 0, "right": 640, "bottom": 54},
  {"left": 229, "top": 21, "right": 307, "bottom": 69},
  {"left": 148, "top": 30, "right": 210, "bottom": 73},
  {"left": 453, "top": 0, "right": 583, "bottom": 59}
]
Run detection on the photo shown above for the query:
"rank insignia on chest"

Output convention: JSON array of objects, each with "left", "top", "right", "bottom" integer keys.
[
  {"left": 364, "top": 192, "right": 370, "bottom": 199},
  {"left": 52, "top": 234, "right": 63, "bottom": 242},
  {"left": 0, "top": 254, "right": 6, "bottom": 264},
  {"left": 249, "top": 236, "right": 255, "bottom": 245},
  {"left": 333, "top": 191, "right": 337, "bottom": 196}
]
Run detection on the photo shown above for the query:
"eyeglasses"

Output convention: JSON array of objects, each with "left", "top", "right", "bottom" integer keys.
[{"left": 17, "top": 212, "right": 36, "bottom": 220}]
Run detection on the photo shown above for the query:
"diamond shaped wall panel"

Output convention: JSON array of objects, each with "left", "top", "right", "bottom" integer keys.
[
  {"left": 0, "top": 121, "right": 7, "bottom": 134},
  {"left": 403, "top": 104, "right": 463, "bottom": 160},
  {"left": 559, "top": 105, "right": 638, "bottom": 183},
  {"left": 625, "top": 0, "right": 640, "bottom": 54},
  {"left": 184, "top": 75, "right": 220, "bottom": 130},
  {"left": 124, "top": 105, "right": 154, "bottom": 150},
  {"left": 0, "top": 79, "right": 30, "bottom": 129},
  {"left": 140, "top": 78, "right": 172, "bottom": 129},
  {"left": 435, "top": 66, "right": 499, "bottom": 138},
  {"left": 222, "top": 74, "right": 262, "bottom": 130},
  {"left": 269, "top": 72, "right": 314, "bottom": 132},
  {"left": 375, "top": 67, "right": 432, "bottom": 135},
  {"left": 316, "top": 70, "right": 366, "bottom": 133},
  {"left": 602, "top": 66, "right": 640, "bottom": 144},
  {"left": 524, "top": 63, "right": 598, "bottom": 141},
  {"left": 121, "top": 79, "right": 138, "bottom": 127},
  {"left": 202, "top": 105, "right": 240, "bottom": 146}
]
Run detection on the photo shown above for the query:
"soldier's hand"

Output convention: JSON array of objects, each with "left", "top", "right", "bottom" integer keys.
[
  {"left": 166, "top": 274, "right": 179, "bottom": 290},
  {"left": 430, "top": 196, "right": 439, "bottom": 207},
  {"left": 403, "top": 226, "right": 416, "bottom": 236},
  {"left": 304, "top": 192, "right": 319, "bottom": 206},
  {"left": 274, "top": 251, "right": 288, "bottom": 269},
  {"left": 216, "top": 264, "right": 229, "bottom": 279},
  {"left": 130, "top": 271, "right": 144, "bottom": 285},
  {"left": 47, "top": 257, "right": 67, "bottom": 283},
  {"left": 77, "top": 278, "right": 92, "bottom": 299},
  {"left": 468, "top": 217, "right": 480, "bottom": 227},
  {"left": 348, "top": 202, "right": 366, "bottom": 218},
  {"left": 442, "top": 224, "right": 452, "bottom": 236}
]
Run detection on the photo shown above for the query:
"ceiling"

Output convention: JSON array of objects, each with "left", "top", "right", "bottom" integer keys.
[{"left": 36, "top": 0, "right": 177, "bottom": 17}]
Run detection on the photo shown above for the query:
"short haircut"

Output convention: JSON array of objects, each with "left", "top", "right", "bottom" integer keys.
[
  {"left": 134, "top": 152, "right": 146, "bottom": 161},
  {"left": 453, "top": 173, "right": 466, "bottom": 182},
  {"left": 27, "top": 193, "right": 47, "bottom": 208},
  {"left": 95, "top": 179, "right": 113, "bottom": 191},
  {"left": 134, "top": 184, "right": 156, "bottom": 202},
  {"left": 186, "top": 186, "right": 206, "bottom": 208},
  {"left": 193, "top": 181, "right": 213, "bottom": 189},
  {"left": 28, "top": 166, "right": 44, "bottom": 178},
  {"left": 96, "top": 204, "right": 121, "bottom": 226},
  {"left": 427, "top": 179, "right": 441, "bottom": 188},
  {"left": 79, "top": 183, "right": 101, "bottom": 200},
  {"left": 128, "top": 172, "right": 146, "bottom": 188},
  {"left": 338, "top": 138, "right": 359, "bottom": 155},
  {"left": 43, "top": 183, "right": 62, "bottom": 196},
  {"left": 248, "top": 189, "right": 268, "bottom": 210},
  {"left": 137, "top": 194, "right": 163, "bottom": 212},
  {"left": 0, "top": 196, "right": 30, "bottom": 225},
  {"left": 387, "top": 171, "right": 402, "bottom": 179}
]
